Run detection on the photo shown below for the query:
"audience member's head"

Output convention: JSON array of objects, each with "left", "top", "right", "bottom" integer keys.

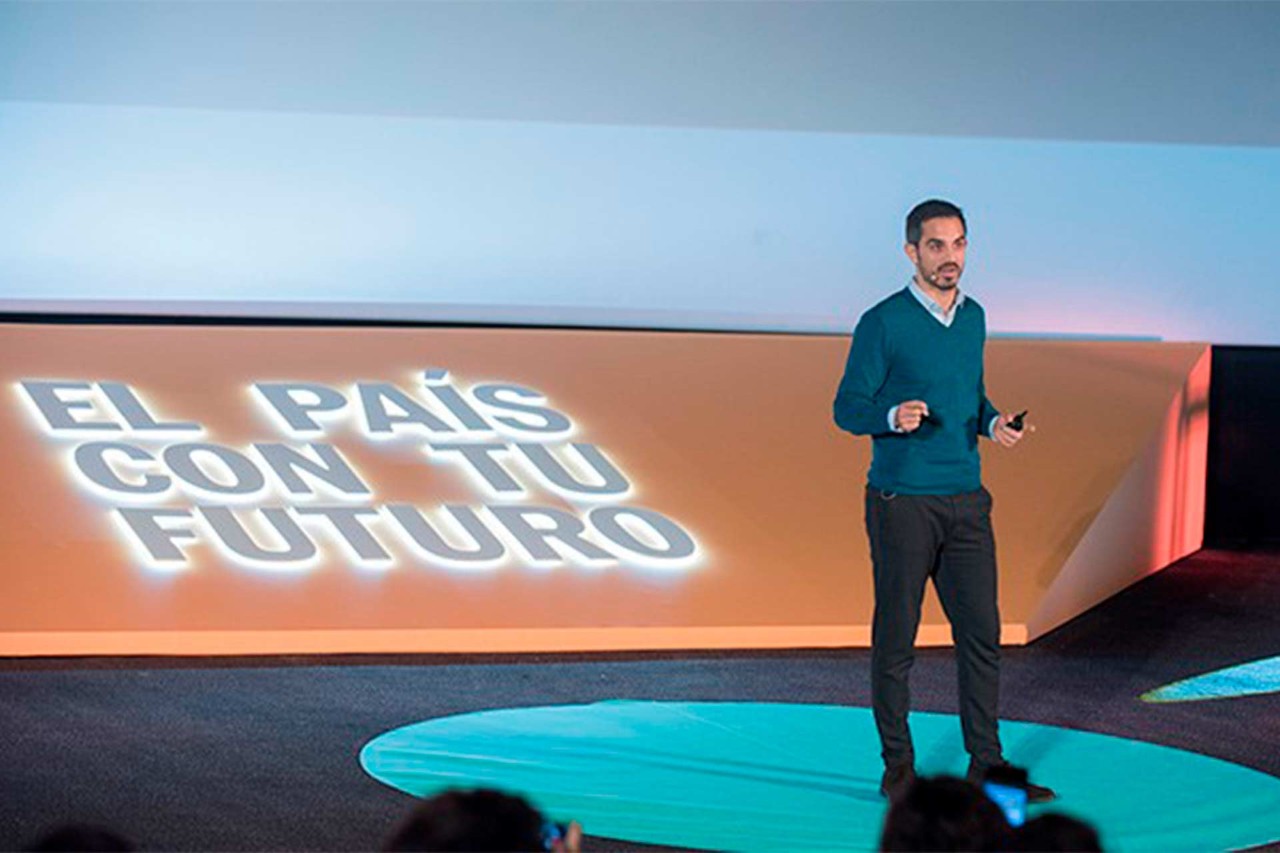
[
  {"left": 1012, "top": 813, "right": 1102, "bottom": 851},
  {"left": 382, "top": 788, "right": 550, "bottom": 852},
  {"left": 24, "top": 823, "right": 135, "bottom": 852},
  {"left": 879, "top": 775, "right": 1011, "bottom": 852}
]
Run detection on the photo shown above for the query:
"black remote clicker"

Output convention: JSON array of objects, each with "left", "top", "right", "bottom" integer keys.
[{"left": 1008, "top": 410, "right": 1028, "bottom": 432}]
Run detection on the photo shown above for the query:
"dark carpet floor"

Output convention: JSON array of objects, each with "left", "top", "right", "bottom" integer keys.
[{"left": 2, "top": 549, "right": 1278, "bottom": 851}]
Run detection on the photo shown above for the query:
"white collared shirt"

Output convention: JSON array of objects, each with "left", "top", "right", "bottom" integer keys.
[{"left": 907, "top": 277, "right": 966, "bottom": 328}]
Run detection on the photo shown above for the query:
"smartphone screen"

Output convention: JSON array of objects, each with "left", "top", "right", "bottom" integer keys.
[
  {"left": 983, "top": 781, "right": 1028, "bottom": 827},
  {"left": 540, "top": 820, "right": 567, "bottom": 851}
]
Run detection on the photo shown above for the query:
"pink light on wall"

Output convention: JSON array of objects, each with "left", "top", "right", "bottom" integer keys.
[{"left": 1152, "top": 347, "right": 1211, "bottom": 571}]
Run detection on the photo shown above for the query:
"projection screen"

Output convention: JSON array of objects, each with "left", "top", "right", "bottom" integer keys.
[{"left": 3, "top": 1, "right": 1278, "bottom": 342}]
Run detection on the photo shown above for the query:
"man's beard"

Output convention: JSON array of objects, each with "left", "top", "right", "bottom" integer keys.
[{"left": 924, "top": 265, "right": 961, "bottom": 289}]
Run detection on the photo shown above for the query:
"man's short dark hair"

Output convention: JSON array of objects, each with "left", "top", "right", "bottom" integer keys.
[
  {"left": 879, "top": 775, "right": 1010, "bottom": 852},
  {"left": 906, "top": 199, "right": 966, "bottom": 245},
  {"left": 24, "top": 824, "right": 134, "bottom": 852},
  {"left": 382, "top": 788, "right": 547, "bottom": 852},
  {"left": 1012, "top": 813, "right": 1102, "bottom": 852}
]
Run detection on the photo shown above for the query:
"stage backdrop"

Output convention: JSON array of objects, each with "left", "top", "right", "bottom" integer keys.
[{"left": 0, "top": 324, "right": 1208, "bottom": 655}]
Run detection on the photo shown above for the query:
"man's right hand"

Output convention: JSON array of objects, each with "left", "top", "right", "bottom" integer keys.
[{"left": 894, "top": 400, "right": 930, "bottom": 432}]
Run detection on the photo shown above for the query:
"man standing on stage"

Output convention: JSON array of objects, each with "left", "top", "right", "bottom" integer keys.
[{"left": 833, "top": 199, "right": 1055, "bottom": 803}]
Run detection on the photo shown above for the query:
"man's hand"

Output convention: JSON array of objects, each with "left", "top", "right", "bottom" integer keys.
[
  {"left": 894, "top": 400, "right": 930, "bottom": 432},
  {"left": 551, "top": 821, "right": 583, "bottom": 853},
  {"left": 992, "top": 412, "right": 1032, "bottom": 447}
]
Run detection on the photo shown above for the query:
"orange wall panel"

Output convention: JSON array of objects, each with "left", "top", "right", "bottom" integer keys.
[{"left": 0, "top": 324, "right": 1208, "bottom": 654}]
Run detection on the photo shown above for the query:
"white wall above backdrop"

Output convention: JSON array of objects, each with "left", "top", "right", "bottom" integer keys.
[{"left": 2, "top": 2, "right": 1277, "bottom": 343}]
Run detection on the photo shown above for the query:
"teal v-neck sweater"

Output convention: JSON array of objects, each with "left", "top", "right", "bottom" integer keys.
[{"left": 833, "top": 288, "right": 1000, "bottom": 495}]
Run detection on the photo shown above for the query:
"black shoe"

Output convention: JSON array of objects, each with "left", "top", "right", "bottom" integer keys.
[
  {"left": 967, "top": 759, "right": 1057, "bottom": 804},
  {"left": 879, "top": 763, "right": 916, "bottom": 800}
]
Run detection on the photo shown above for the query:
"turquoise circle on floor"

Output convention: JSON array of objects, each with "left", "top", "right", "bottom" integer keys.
[{"left": 360, "top": 701, "right": 1280, "bottom": 851}]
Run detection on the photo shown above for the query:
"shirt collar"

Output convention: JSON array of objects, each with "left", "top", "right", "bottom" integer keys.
[{"left": 907, "top": 277, "right": 965, "bottom": 325}]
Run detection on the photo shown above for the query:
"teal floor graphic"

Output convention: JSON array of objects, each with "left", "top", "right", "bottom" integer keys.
[
  {"left": 1143, "top": 655, "right": 1280, "bottom": 702},
  {"left": 360, "top": 700, "right": 1280, "bottom": 852}
]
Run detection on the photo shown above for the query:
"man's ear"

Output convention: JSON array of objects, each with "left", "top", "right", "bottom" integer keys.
[{"left": 904, "top": 242, "right": 919, "bottom": 265}]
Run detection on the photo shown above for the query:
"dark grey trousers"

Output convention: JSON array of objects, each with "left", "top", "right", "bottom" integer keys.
[{"left": 864, "top": 485, "right": 1003, "bottom": 770}]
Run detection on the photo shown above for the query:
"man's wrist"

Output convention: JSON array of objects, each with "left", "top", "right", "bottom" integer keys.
[{"left": 888, "top": 405, "right": 905, "bottom": 434}]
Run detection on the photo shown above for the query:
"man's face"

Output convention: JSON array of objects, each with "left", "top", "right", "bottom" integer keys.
[{"left": 905, "top": 216, "right": 967, "bottom": 290}]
